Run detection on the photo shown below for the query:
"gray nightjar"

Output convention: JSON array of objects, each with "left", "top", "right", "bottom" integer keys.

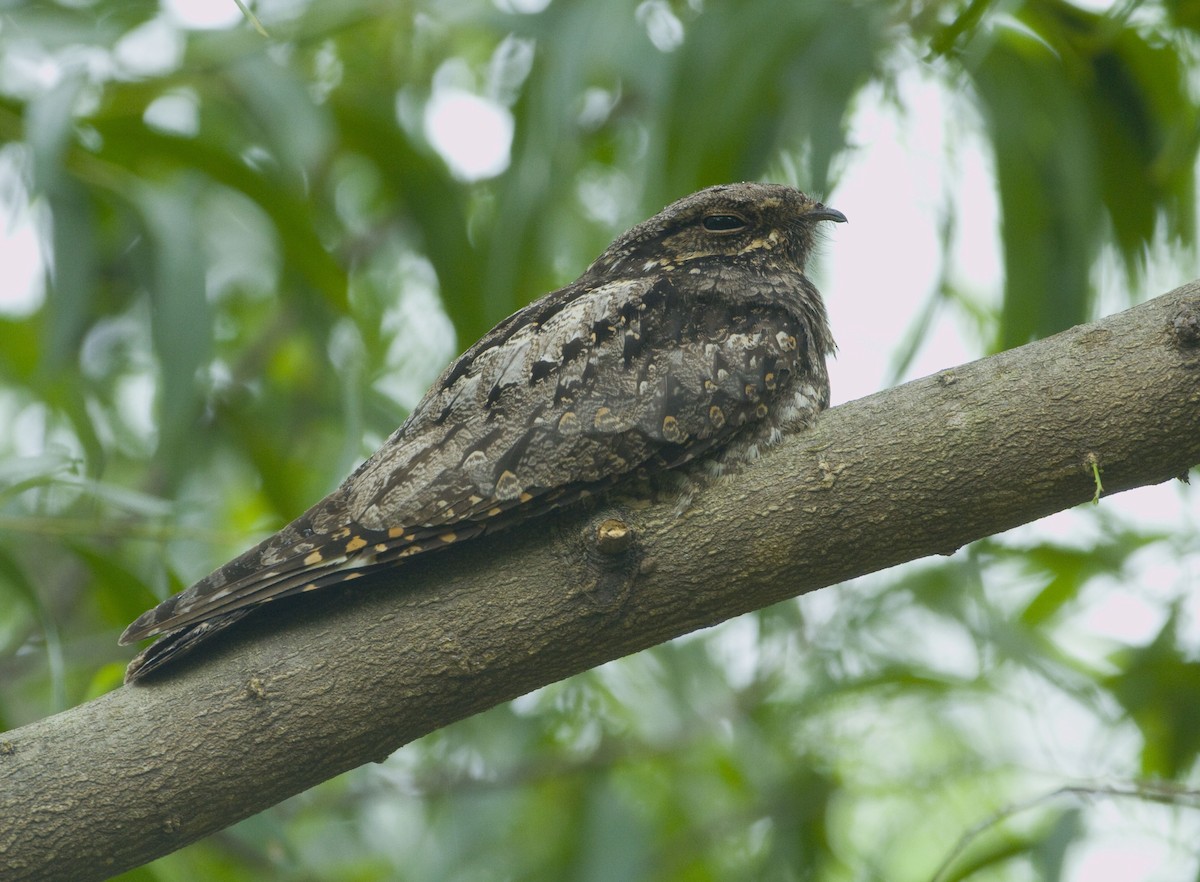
[{"left": 120, "top": 182, "right": 845, "bottom": 682}]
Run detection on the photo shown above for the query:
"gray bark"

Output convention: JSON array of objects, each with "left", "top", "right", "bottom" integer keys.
[{"left": 2, "top": 283, "right": 1199, "bottom": 881}]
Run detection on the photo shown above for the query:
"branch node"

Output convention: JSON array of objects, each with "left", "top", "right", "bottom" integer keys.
[
  {"left": 1171, "top": 301, "right": 1200, "bottom": 349},
  {"left": 595, "top": 518, "right": 634, "bottom": 555},
  {"left": 579, "top": 514, "right": 643, "bottom": 608}
]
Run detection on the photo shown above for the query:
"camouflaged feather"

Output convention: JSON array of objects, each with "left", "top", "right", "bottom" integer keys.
[{"left": 121, "top": 182, "right": 844, "bottom": 682}]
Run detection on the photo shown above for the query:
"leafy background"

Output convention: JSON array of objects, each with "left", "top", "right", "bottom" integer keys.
[{"left": 1, "top": 0, "right": 1199, "bottom": 879}]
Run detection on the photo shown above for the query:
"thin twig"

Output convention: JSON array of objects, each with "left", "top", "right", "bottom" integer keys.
[{"left": 930, "top": 780, "right": 1200, "bottom": 882}]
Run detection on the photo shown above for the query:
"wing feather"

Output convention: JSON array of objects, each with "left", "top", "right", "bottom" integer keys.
[{"left": 122, "top": 274, "right": 813, "bottom": 680}]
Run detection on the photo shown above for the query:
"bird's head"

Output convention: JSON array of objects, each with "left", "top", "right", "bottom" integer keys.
[{"left": 584, "top": 182, "right": 846, "bottom": 281}]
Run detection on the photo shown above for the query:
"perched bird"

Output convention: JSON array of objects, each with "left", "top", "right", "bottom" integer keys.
[{"left": 120, "top": 182, "right": 845, "bottom": 683}]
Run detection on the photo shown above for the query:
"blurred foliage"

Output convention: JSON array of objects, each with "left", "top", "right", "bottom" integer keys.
[{"left": 0, "top": 0, "right": 1199, "bottom": 879}]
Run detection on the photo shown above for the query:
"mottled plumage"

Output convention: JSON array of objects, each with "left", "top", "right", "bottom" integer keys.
[{"left": 120, "top": 183, "right": 845, "bottom": 682}]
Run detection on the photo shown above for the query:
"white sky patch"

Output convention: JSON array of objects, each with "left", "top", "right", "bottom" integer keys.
[
  {"left": 115, "top": 372, "right": 159, "bottom": 447},
  {"left": 946, "top": 114, "right": 1004, "bottom": 296},
  {"left": 493, "top": 0, "right": 553, "bottom": 13},
  {"left": 114, "top": 16, "right": 183, "bottom": 77},
  {"left": 0, "top": 153, "right": 44, "bottom": 317},
  {"left": 423, "top": 88, "right": 513, "bottom": 181},
  {"left": 161, "top": 0, "right": 243, "bottom": 30},
  {"left": 0, "top": 216, "right": 43, "bottom": 316},
  {"left": 1078, "top": 579, "right": 1170, "bottom": 645},
  {"left": 1069, "top": 835, "right": 1179, "bottom": 882},
  {"left": 0, "top": 44, "right": 62, "bottom": 98},
  {"left": 143, "top": 91, "right": 200, "bottom": 136},
  {"left": 635, "top": 0, "right": 685, "bottom": 52},
  {"left": 825, "top": 70, "right": 981, "bottom": 405}
]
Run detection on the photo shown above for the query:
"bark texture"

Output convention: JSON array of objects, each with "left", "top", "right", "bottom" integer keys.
[{"left": 2, "top": 284, "right": 1199, "bottom": 881}]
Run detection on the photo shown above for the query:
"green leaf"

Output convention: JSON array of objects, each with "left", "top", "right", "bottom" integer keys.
[
  {"left": 1025, "top": 0, "right": 1198, "bottom": 266},
  {"left": 0, "top": 544, "right": 65, "bottom": 708},
  {"left": 24, "top": 71, "right": 85, "bottom": 193},
  {"left": 934, "top": 808, "right": 1080, "bottom": 882},
  {"left": 43, "top": 181, "right": 98, "bottom": 372},
  {"left": 970, "top": 24, "right": 1104, "bottom": 349},
  {"left": 1106, "top": 611, "right": 1200, "bottom": 778},
  {"left": 132, "top": 177, "right": 212, "bottom": 469},
  {"left": 228, "top": 53, "right": 334, "bottom": 176}
]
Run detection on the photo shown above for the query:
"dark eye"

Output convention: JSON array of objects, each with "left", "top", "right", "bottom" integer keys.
[{"left": 702, "top": 213, "right": 748, "bottom": 233}]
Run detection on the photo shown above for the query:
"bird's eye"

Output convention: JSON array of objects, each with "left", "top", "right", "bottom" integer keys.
[{"left": 702, "top": 213, "right": 748, "bottom": 233}]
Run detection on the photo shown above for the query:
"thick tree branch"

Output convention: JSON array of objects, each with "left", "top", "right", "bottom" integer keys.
[{"left": 2, "top": 284, "right": 1199, "bottom": 881}]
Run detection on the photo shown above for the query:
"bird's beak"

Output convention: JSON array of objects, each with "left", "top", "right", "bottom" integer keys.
[{"left": 807, "top": 204, "right": 847, "bottom": 224}]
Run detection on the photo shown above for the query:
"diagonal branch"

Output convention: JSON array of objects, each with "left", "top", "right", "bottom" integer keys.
[{"left": 2, "top": 283, "right": 1199, "bottom": 882}]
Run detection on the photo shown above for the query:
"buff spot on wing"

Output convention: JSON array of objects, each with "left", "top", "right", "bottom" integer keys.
[
  {"left": 439, "top": 531, "right": 458, "bottom": 544},
  {"left": 304, "top": 550, "right": 323, "bottom": 566},
  {"left": 708, "top": 406, "right": 725, "bottom": 428},
  {"left": 764, "top": 372, "right": 776, "bottom": 390},
  {"left": 332, "top": 528, "right": 352, "bottom": 540},
  {"left": 744, "top": 384, "right": 758, "bottom": 400},
  {"left": 375, "top": 544, "right": 388, "bottom": 553},
  {"left": 594, "top": 406, "right": 615, "bottom": 430},
  {"left": 519, "top": 491, "right": 534, "bottom": 504},
  {"left": 344, "top": 572, "right": 363, "bottom": 580},
  {"left": 301, "top": 582, "right": 319, "bottom": 592},
  {"left": 488, "top": 506, "right": 503, "bottom": 517},
  {"left": 388, "top": 526, "right": 405, "bottom": 538},
  {"left": 345, "top": 536, "right": 367, "bottom": 553},
  {"left": 558, "top": 411, "right": 581, "bottom": 434},
  {"left": 662, "top": 415, "right": 684, "bottom": 443},
  {"left": 397, "top": 544, "right": 424, "bottom": 559},
  {"left": 755, "top": 403, "right": 769, "bottom": 419}
]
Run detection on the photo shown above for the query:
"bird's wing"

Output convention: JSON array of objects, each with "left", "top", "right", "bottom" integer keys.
[{"left": 121, "top": 274, "right": 814, "bottom": 674}]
